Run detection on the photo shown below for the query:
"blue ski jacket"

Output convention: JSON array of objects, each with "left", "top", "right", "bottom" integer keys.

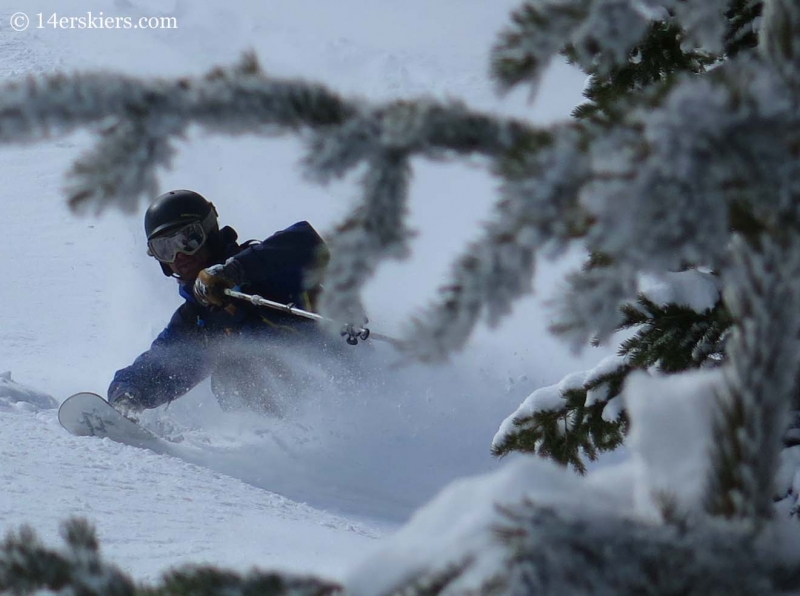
[{"left": 108, "top": 221, "right": 330, "bottom": 409}]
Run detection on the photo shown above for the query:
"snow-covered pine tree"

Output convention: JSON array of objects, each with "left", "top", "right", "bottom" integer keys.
[
  {"left": 570, "top": 20, "right": 715, "bottom": 123},
  {"left": 2, "top": 0, "right": 800, "bottom": 592},
  {"left": 493, "top": 0, "right": 766, "bottom": 472},
  {"left": 572, "top": 1, "right": 762, "bottom": 123}
]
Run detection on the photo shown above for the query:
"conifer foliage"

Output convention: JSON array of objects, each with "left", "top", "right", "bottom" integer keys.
[
  {"left": 493, "top": 267, "right": 729, "bottom": 471},
  {"left": 571, "top": 20, "right": 715, "bottom": 122},
  {"left": 0, "top": 519, "right": 339, "bottom": 596},
  {"left": 617, "top": 293, "right": 730, "bottom": 373},
  {"left": 493, "top": 0, "right": 764, "bottom": 470}
]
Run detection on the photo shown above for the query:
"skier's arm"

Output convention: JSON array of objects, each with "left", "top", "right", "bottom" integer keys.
[
  {"left": 108, "top": 305, "right": 210, "bottom": 409},
  {"left": 225, "top": 221, "right": 329, "bottom": 301}
]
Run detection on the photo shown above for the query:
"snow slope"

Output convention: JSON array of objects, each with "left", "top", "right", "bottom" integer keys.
[
  {"left": 0, "top": 0, "right": 593, "bottom": 584},
  {"left": 2, "top": 380, "right": 376, "bottom": 581}
]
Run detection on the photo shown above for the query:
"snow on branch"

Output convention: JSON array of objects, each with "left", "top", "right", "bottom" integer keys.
[
  {"left": 66, "top": 118, "right": 174, "bottom": 215},
  {"left": 492, "top": 357, "right": 629, "bottom": 472},
  {"left": 671, "top": 0, "right": 729, "bottom": 54},
  {"left": 303, "top": 99, "right": 529, "bottom": 183},
  {"left": 705, "top": 236, "right": 800, "bottom": 522},
  {"left": 726, "top": 0, "right": 764, "bottom": 57},
  {"left": 484, "top": 501, "right": 786, "bottom": 596},
  {"left": 346, "top": 457, "right": 798, "bottom": 595},
  {"left": 0, "top": 53, "right": 354, "bottom": 213},
  {"left": 759, "top": 0, "right": 800, "bottom": 80},
  {"left": 305, "top": 99, "right": 534, "bottom": 330},
  {"left": 403, "top": 125, "right": 592, "bottom": 361},
  {"left": 491, "top": 0, "right": 592, "bottom": 93},
  {"left": 318, "top": 151, "right": 412, "bottom": 327},
  {"left": 488, "top": 3, "right": 800, "bottom": 357},
  {"left": 550, "top": 260, "right": 639, "bottom": 349},
  {"left": 584, "top": 81, "right": 737, "bottom": 273},
  {"left": 566, "top": 59, "right": 800, "bottom": 345},
  {"left": 492, "top": 0, "right": 696, "bottom": 95},
  {"left": 490, "top": 0, "right": 659, "bottom": 93}
]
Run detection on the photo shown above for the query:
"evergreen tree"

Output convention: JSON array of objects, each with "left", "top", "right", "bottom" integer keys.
[{"left": 493, "top": 0, "right": 766, "bottom": 471}]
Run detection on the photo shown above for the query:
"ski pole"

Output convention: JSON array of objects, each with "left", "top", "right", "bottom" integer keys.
[{"left": 223, "top": 288, "right": 402, "bottom": 347}]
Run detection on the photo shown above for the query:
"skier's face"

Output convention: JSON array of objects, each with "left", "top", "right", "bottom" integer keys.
[{"left": 169, "top": 246, "right": 212, "bottom": 282}]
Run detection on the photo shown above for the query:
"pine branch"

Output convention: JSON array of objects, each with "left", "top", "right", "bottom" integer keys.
[
  {"left": 353, "top": 492, "right": 800, "bottom": 595},
  {"left": 0, "top": 519, "right": 135, "bottom": 596},
  {"left": 501, "top": 266, "right": 731, "bottom": 467},
  {"left": 490, "top": 0, "right": 592, "bottom": 94},
  {"left": 318, "top": 150, "right": 412, "bottom": 328},
  {"left": 549, "top": 262, "right": 638, "bottom": 350},
  {"left": 0, "top": 519, "right": 340, "bottom": 596},
  {"left": 492, "top": 361, "right": 629, "bottom": 472},
  {"left": 584, "top": 59, "right": 800, "bottom": 281},
  {"left": 759, "top": 0, "right": 800, "bottom": 80},
  {"left": 482, "top": 500, "right": 791, "bottom": 595},
  {"left": 564, "top": 0, "right": 653, "bottom": 75},
  {"left": 725, "top": 0, "right": 763, "bottom": 57},
  {"left": 619, "top": 294, "right": 731, "bottom": 372},
  {"left": 402, "top": 125, "right": 592, "bottom": 362},
  {"left": 153, "top": 566, "right": 338, "bottom": 596},
  {"left": 67, "top": 117, "right": 174, "bottom": 215},
  {"left": 572, "top": 21, "right": 715, "bottom": 123},
  {"left": 381, "top": 559, "right": 471, "bottom": 596},
  {"left": 705, "top": 236, "right": 800, "bottom": 522},
  {"left": 672, "top": 0, "right": 730, "bottom": 54}
]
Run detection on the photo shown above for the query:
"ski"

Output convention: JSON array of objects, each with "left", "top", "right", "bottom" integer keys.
[{"left": 58, "top": 392, "right": 178, "bottom": 455}]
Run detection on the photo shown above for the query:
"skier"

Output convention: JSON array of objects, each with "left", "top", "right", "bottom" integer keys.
[{"left": 108, "top": 189, "right": 335, "bottom": 418}]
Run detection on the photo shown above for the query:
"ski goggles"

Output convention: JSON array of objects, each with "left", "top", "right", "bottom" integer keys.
[{"left": 147, "top": 210, "right": 216, "bottom": 264}]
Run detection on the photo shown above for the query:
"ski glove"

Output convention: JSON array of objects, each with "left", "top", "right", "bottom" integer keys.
[{"left": 193, "top": 258, "right": 245, "bottom": 307}]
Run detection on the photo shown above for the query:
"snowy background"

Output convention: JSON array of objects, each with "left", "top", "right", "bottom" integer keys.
[{"left": 0, "top": 0, "right": 606, "bottom": 584}]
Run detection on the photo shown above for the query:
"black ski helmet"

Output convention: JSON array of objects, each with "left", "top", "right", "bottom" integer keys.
[
  {"left": 144, "top": 189, "right": 217, "bottom": 240},
  {"left": 145, "top": 190, "right": 221, "bottom": 277}
]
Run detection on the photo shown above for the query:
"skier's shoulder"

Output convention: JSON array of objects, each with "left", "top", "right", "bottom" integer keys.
[
  {"left": 259, "top": 220, "right": 324, "bottom": 247},
  {"left": 232, "top": 221, "right": 326, "bottom": 263}
]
